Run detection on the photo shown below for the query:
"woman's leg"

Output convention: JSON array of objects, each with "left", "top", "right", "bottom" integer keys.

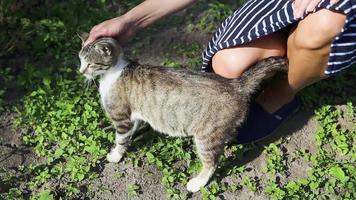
[
  {"left": 256, "top": 9, "right": 346, "bottom": 113},
  {"left": 212, "top": 31, "right": 287, "bottom": 79},
  {"left": 212, "top": 9, "right": 346, "bottom": 113}
]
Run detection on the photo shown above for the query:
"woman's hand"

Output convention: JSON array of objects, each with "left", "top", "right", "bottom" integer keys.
[
  {"left": 83, "top": 0, "right": 196, "bottom": 46},
  {"left": 293, "top": 0, "right": 340, "bottom": 18},
  {"left": 84, "top": 15, "right": 135, "bottom": 46}
]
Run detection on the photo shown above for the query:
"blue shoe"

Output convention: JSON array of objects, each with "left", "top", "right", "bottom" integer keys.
[{"left": 236, "top": 97, "right": 301, "bottom": 144}]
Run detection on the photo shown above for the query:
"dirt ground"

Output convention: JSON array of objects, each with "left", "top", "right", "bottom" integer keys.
[
  {"left": 89, "top": 110, "right": 318, "bottom": 200},
  {"left": 0, "top": 107, "right": 319, "bottom": 199}
]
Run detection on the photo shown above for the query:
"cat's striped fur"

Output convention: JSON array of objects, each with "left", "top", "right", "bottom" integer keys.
[{"left": 78, "top": 37, "right": 288, "bottom": 192}]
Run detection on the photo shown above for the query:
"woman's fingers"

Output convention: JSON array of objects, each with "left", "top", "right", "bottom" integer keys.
[
  {"left": 84, "top": 19, "right": 115, "bottom": 46},
  {"left": 294, "top": 0, "right": 312, "bottom": 18},
  {"left": 293, "top": 0, "right": 341, "bottom": 19},
  {"left": 83, "top": 17, "right": 131, "bottom": 46},
  {"left": 293, "top": 0, "right": 302, "bottom": 18},
  {"left": 84, "top": 25, "right": 102, "bottom": 46},
  {"left": 330, "top": 0, "right": 340, "bottom": 5},
  {"left": 306, "top": 0, "right": 320, "bottom": 12}
]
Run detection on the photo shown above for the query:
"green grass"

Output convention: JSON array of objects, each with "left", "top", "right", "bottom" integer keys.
[
  {"left": 127, "top": 183, "right": 140, "bottom": 197},
  {"left": 0, "top": 0, "right": 355, "bottom": 199},
  {"left": 265, "top": 104, "right": 355, "bottom": 200}
]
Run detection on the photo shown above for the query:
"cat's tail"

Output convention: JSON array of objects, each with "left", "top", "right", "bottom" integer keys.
[{"left": 235, "top": 57, "right": 288, "bottom": 96}]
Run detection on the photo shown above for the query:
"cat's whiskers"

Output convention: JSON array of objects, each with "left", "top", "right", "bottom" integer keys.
[
  {"left": 93, "top": 79, "right": 99, "bottom": 90},
  {"left": 84, "top": 79, "right": 92, "bottom": 90},
  {"left": 83, "top": 76, "right": 100, "bottom": 91}
]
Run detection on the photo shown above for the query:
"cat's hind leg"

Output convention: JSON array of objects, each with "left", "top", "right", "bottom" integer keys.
[
  {"left": 186, "top": 134, "right": 225, "bottom": 192},
  {"left": 106, "top": 119, "right": 141, "bottom": 163}
]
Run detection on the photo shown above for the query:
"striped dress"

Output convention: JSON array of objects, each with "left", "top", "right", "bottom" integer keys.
[{"left": 201, "top": 0, "right": 356, "bottom": 75}]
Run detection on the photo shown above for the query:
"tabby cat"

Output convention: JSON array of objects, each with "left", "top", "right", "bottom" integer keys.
[{"left": 78, "top": 35, "right": 287, "bottom": 192}]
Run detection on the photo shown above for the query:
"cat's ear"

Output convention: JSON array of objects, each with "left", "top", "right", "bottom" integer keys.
[
  {"left": 77, "top": 32, "right": 89, "bottom": 45},
  {"left": 95, "top": 43, "right": 112, "bottom": 56}
]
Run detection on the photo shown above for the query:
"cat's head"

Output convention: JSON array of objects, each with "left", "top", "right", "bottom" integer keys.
[{"left": 78, "top": 33, "right": 123, "bottom": 80}]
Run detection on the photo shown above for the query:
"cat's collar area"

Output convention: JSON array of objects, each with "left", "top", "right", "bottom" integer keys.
[
  {"left": 99, "top": 56, "right": 129, "bottom": 78},
  {"left": 115, "top": 56, "right": 130, "bottom": 70}
]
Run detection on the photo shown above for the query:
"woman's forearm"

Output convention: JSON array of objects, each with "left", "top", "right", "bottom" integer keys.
[
  {"left": 84, "top": 0, "right": 196, "bottom": 45},
  {"left": 123, "top": 0, "right": 196, "bottom": 30}
]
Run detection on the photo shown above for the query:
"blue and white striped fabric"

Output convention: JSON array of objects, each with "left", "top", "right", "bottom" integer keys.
[{"left": 201, "top": 0, "right": 356, "bottom": 75}]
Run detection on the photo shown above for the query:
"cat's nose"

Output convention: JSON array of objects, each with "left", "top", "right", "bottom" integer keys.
[{"left": 79, "top": 66, "right": 87, "bottom": 73}]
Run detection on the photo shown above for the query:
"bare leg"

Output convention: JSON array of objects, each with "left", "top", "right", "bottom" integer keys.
[
  {"left": 212, "top": 9, "right": 346, "bottom": 113},
  {"left": 256, "top": 9, "right": 346, "bottom": 113},
  {"left": 212, "top": 31, "right": 287, "bottom": 79}
]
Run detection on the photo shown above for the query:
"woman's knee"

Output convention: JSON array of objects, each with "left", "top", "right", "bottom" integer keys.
[
  {"left": 292, "top": 9, "right": 346, "bottom": 50},
  {"left": 212, "top": 48, "right": 260, "bottom": 79},
  {"left": 212, "top": 32, "right": 286, "bottom": 79}
]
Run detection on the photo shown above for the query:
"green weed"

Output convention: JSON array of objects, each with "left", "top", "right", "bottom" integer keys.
[
  {"left": 264, "top": 143, "right": 284, "bottom": 174},
  {"left": 264, "top": 104, "right": 356, "bottom": 200},
  {"left": 197, "top": 1, "right": 233, "bottom": 32},
  {"left": 126, "top": 183, "right": 140, "bottom": 196}
]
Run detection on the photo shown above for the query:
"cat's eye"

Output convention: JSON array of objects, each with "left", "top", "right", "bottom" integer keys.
[{"left": 95, "top": 63, "right": 109, "bottom": 69}]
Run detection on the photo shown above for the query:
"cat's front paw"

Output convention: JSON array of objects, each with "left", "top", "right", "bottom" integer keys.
[
  {"left": 186, "top": 177, "right": 207, "bottom": 193},
  {"left": 106, "top": 150, "right": 123, "bottom": 163}
]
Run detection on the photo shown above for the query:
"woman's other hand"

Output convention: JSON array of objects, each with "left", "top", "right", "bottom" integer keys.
[{"left": 293, "top": 0, "right": 340, "bottom": 18}]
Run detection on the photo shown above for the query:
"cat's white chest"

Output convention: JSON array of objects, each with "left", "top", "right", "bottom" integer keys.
[
  {"left": 99, "top": 69, "right": 121, "bottom": 105},
  {"left": 98, "top": 57, "right": 128, "bottom": 109}
]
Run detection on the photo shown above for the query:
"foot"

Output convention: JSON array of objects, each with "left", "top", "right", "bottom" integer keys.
[
  {"left": 236, "top": 96, "right": 301, "bottom": 144},
  {"left": 186, "top": 177, "right": 208, "bottom": 193},
  {"left": 106, "top": 147, "right": 125, "bottom": 163}
]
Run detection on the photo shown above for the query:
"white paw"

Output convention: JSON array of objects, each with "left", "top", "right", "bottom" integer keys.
[
  {"left": 186, "top": 177, "right": 207, "bottom": 193},
  {"left": 106, "top": 150, "right": 123, "bottom": 163}
]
